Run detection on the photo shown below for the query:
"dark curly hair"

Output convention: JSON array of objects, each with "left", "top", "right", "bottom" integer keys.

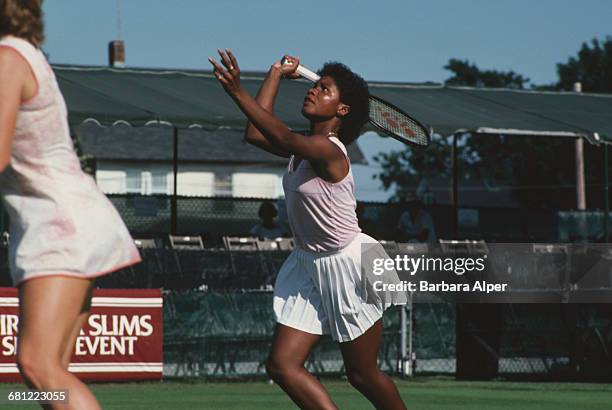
[
  {"left": 317, "top": 62, "right": 369, "bottom": 145},
  {"left": 0, "top": 0, "right": 45, "bottom": 48}
]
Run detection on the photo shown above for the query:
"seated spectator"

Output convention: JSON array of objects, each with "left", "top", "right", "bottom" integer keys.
[
  {"left": 250, "top": 201, "right": 285, "bottom": 239},
  {"left": 396, "top": 192, "right": 437, "bottom": 243}
]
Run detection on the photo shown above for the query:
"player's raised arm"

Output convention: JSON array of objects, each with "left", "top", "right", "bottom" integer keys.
[
  {"left": 209, "top": 49, "right": 345, "bottom": 167},
  {"left": 241, "top": 53, "right": 301, "bottom": 158}
]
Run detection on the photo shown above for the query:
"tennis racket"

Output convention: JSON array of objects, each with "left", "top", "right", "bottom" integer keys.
[{"left": 282, "top": 58, "right": 431, "bottom": 147}]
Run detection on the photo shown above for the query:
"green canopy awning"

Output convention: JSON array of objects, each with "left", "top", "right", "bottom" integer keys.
[{"left": 54, "top": 64, "right": 612, "bottom": 142}]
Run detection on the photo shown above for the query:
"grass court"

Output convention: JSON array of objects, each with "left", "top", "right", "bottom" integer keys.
[{"left": 3, "top": 377, "right": 611, "bottom": 409}]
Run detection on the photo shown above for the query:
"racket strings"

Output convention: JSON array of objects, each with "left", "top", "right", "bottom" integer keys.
[{"left": 369, "top": 100, "right": 429, "bottom": 146}]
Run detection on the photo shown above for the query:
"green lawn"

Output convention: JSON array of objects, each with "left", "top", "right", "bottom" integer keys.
[{"left": 1, "top": 378, "right": 610, "bottom": 409}]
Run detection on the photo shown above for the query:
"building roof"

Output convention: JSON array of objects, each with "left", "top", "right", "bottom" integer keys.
[
  {"left": 55, "top": 64, "right": 612, "bottom": 143},
  {"left": 76, "top": 123, "right": 368, "bottom": 164}
]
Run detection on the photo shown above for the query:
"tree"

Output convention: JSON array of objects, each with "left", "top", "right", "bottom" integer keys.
[
  {"left": 375, "top": 50, "right": 608, "bottom": 208},
  {"left": 461, "top": 134, "right": 579, "bottom": 209},
  {"left": 373, "top": 134, "right": 456, "bottom": 201},
  {"left": 556, "top": 37, "right": 612, "bottom": 93},
  {"left": 444, "top": 58, "right": 529, "bottom": 89},
  {"left": 373, "top": 132, "right": 601, "bottom": 209}
]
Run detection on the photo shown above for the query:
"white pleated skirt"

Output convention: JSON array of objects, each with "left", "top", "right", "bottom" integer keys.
[{"left": 273, "top": 233, "right": 407, "bottom": 342}]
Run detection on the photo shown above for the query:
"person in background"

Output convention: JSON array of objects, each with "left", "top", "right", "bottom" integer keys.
[
  {"left": 396, "top": 192, "right": 437, "bottom": 243},
  {"left": 250, "top": 201, "right": 285, "bottom": 239}
]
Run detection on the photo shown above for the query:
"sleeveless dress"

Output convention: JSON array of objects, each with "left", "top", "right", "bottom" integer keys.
[
  {"left": 273, "top": 135, "right": 406, "bottom": 342},
  {"left": 0, "top": 36, "right": 140, "bottom": 285}
]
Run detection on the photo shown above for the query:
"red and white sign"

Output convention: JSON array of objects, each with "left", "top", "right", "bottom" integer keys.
[{"left": 0, "top": 288, "right": 163, "bottom": 382}]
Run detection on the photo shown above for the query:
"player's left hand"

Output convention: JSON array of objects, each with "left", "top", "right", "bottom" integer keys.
[{"left": 208, "top": 48, "right": 241, "bottom": 96}]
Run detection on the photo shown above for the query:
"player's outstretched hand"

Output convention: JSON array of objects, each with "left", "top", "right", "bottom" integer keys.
[{"left": 209, "top": 48, "right": 241, "bottom": 96}]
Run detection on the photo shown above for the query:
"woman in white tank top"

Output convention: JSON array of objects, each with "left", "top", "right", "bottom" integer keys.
[
  {"left": 0, "top": 2, "right": 139, "bottom": 408},
  {"left": 210, "top": 50, "right": 407, "bottom": 409}
]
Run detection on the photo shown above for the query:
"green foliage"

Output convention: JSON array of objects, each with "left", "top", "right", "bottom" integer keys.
[
  {"left": 374, "top": 132, "right": 602, "bottom": 209},
  {"left": 556, "top": 36, "right": 612, "bottom": 93},
  {"left": 444, "top": 58, "right": 529, "bottom": 89},
  {"left": 373, "top": 134, "right": 455, "bottom": 201},
  {"left": 376, "top": 39, "right": 611, "bottom": 207},
  {"left": 463, "top": 135, "right": 577, "bottom": 208},
  {"left": 70, "top": 131, "right": 95, "bottom": 176}
]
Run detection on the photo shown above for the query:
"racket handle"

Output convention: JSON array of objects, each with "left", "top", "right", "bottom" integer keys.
[
  {"left": 281, "top": 57, "right": 320, "bottom": 82},
  {"left": 295, "top": 65, "right": 320, "bottom": 82}
]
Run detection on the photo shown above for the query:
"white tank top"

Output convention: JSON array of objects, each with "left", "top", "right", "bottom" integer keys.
[{"left": 282, "top": 136, "right": 361, "bottom": 252}]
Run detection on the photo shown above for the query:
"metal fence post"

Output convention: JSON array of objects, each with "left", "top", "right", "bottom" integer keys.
[
  {"left": 400, "top": 305, "right": 407, "bottom": 376},
  {"left": 171, "top": 126, "right": 178, "bottom": 235},
  {"left": 399, "top": 301, "right": 414, "bottom": 377},
  {"left": 408, "top": 300, "right": 414, "bottom": 377},
  {"left": 604, "top": 143, "right": 609, "bottom": 242},
  {"left": 0, "top": 204, "right": 4, "bottom": 233}
]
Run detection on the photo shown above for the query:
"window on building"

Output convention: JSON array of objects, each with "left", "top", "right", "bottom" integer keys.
[
  {"left": 151, "top": 171, "right": 168, "bottom": 195},
  {"left": 214, "top": 172, "right": 233, "bottom": 197},
  {"left": 126, "top": 170, "right": 141, "bottom": 194},
  {"left": 141, "top": 171, "right": 153, "bottom": 195},
  {"left": 119, "top": 170, "right": 168, "bottom": 195}
]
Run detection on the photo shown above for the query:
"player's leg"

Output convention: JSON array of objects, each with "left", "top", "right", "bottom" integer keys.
[
  {"left": 60, "top": 285, "right": 93, "bottom": 369},
  {"left": 266, "top": 324, "right": 338, "bottom": 410},
  {"left": 340, "top": 319, "right": 407, "bottom": 410},
  {"left": 17, "top": 276, "right": 101, "bottom": 410}
]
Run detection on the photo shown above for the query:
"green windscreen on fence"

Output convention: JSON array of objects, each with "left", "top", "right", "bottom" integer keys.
[
  {"left": 162, "top": 291, "right": 404, "bottom": 378},
  {"left": 161, "top": 291, "right": 612, "bottom": 380}
]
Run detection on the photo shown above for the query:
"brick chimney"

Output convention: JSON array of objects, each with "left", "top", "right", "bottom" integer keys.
[{"left": 108, "top": 40, "right": 125, "bottom": 68}]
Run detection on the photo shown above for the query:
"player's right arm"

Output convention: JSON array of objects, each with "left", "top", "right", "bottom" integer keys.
[
  {"left": 243, "top": 57, "right": 299, "bottom": 158},
  {"left": 0, "top": 47, "right": 33, "bottom": 172}
]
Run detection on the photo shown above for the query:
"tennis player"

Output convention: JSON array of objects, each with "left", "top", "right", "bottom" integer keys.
[
  {"left": 0, "top": 1, "right": 140, "bottom": 408},
  {"left": 210, "top": 49, "right": 407, "bottom": 409}
]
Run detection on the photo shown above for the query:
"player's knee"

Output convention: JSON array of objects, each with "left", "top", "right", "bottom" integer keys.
[
  {"left": 264, "top": 357, "right": 281, "bottom": 380},
  {"left": 17, "top": 349, "right": 43, "bottom": 387},
  {"left": 265, "top": 356, "right": 291, "bottom": 382},
  {"left": 17, "top": 348, "right": 59, "bottom": 388},
  {"left": 346, "top": 368, "right": 370, "bottom": 390}
]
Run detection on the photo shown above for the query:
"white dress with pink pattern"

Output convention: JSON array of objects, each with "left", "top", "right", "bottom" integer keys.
[{"left": 0, "top": 36, "right": 141, "bottom": 285}]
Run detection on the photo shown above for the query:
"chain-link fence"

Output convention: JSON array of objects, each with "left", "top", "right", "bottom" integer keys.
[
  {"left": 1, "top": 244, "right": 611, "bottom": 379},
  {"left": 1, "top": 194, "right": 611, "bottom": 243},
  {"left": 160, "top": 292, "right": 612, "bottom": 380},
  {"left": 1, "top": 194, "right": 612, "bottom": 380},
  {"left": 450, "top": 303, "right": 612, "bottom": 380},
  {"left": 162, "top": 291, "right": 403, "bottom": 378},
  {"left": 100, "top": 194, "right": 612, "bottom": 243}
]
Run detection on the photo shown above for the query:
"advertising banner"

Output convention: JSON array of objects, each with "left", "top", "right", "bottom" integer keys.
[{"left": 0, "top": 288, "right": 163, "bottom": 382}]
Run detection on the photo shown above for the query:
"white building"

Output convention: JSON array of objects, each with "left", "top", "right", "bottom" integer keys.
[{"left": 77, "top": 122, "right": 367, "bottom": 199}]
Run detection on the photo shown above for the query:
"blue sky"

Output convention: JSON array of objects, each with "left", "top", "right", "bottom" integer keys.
[
  {"left": 41, "top": 1, "right": 612, "bottom": 201},
  {"left": 43, "top": 0, "right": 611, "bottom": 85}
]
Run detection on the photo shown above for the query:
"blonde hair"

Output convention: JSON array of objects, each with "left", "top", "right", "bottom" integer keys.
[{"left": 0, "top": 0, "right": 44, "bottom": 48}]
